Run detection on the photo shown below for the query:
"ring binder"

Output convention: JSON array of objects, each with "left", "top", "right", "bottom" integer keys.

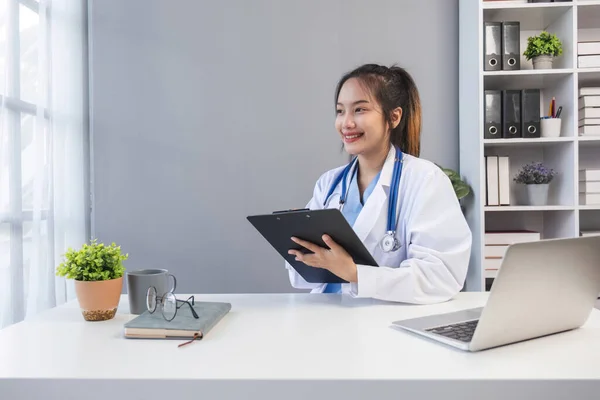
[
  {"left": 502, "top": 22, "right": 520, "bottom": 71},
  {"left": 502, "top": 90, "right": 521, "bottom": 138},
  {"left": 484, "top": 90, "right": 502, "bottom": 139},
  {"left": 484, "top": 22, "right": 502, "bottom": 71}
]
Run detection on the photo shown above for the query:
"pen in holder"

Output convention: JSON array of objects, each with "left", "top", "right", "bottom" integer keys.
[{"left": 540, "top": 117, "right": 561, "bottom": 138}]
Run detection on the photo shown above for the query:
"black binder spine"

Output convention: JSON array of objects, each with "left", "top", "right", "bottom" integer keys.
[
  {"left": 502, "top": 21, "right": 521, "bottom": 70},
  {"left": 502, "top": 90, "right": 521, "bottom": 138},
  {"left": 484, "top": 22, "right": 502, "bottom": 71},
  {"left": 484, "top": 90, "right": 502, "bottom": 139},
  {"left": 521, "top": 89, "right": 541, "bottom": 138}
]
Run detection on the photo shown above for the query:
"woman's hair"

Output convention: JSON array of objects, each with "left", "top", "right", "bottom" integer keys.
[{"left": 334, "top": 63, "right": 422, "bottom": 157}]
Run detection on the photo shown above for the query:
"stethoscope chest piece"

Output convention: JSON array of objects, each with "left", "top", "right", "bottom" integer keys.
[{"left": 380, "top": 231, "right": 401, "bottom": 252}]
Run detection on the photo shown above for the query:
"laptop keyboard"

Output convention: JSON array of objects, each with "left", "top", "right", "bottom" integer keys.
[{"left": 425, "top": 319, "right": 479, "bottom": 342}]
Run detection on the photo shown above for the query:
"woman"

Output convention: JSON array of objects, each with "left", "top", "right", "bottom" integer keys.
[{"left": 286, "top": 63, "right": 472, "bottom": 304}]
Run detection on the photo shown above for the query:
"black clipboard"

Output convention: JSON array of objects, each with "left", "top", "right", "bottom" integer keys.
[{"left": 247, "top": 208, "right": 379, "bottom": 284}]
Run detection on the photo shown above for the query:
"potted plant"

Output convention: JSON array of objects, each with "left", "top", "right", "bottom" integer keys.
[
  {"left": 439, "top": 166, "right": 471, "bottom": 201},
  {"left": 523, "top": 31, "right": 563, "bottom": 69},
  {"left": 513, "top": 162, "right": 557, "bottom": 206},
  {"left": 56, "top": 239, "right": 128, "bottom": 321}
]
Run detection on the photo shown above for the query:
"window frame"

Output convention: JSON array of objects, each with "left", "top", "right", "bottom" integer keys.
[{"left": 1, "top": 0, "right": 51, "bottom": 322}]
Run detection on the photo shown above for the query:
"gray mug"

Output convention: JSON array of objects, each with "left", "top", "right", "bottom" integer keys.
[{"left": 126, "top": 269, "right": 177, "bottom": 314}]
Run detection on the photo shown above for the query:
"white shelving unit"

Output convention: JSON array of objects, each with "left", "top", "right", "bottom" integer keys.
[{"left": 459, "top": 0, "right": 600, "bottom": 292}]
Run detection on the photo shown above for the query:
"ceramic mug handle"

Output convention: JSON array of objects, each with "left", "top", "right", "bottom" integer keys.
[{"left": 168, "top": 273, "right": 177, "bottom": 293}]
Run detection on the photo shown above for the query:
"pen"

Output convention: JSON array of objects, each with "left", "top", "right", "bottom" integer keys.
[{"left": 555, "top": 106, "right": 562, "bottom": 119}]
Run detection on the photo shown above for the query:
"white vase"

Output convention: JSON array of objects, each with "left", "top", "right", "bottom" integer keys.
[
  {"left": 532, "top": 55, "right": 554, "bottom": 69},
  {"left": 526, "top": 183, "right": 549, "bottom": 206}
]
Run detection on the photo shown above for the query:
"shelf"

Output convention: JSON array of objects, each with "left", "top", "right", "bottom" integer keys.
[
  {"left": 483, "top": 1, "right": 572, "bottom": 31},
  {"left": 485, "top": 205, "right": 575, "bottom": 212},
  {"left": 484, "top": 69, "right": 573, "bottom": 89},
  {"left": 484, "top": 137, "right": 574, "bottom": 147},
  {"left": 459, "top": 0, "right": 593, "bottom": 292}
]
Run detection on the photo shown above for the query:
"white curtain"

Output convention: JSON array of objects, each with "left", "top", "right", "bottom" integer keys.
[{"left": 0, "top": 0, "right": 88, "bottom": 329}]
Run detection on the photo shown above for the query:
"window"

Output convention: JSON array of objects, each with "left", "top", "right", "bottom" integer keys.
[{"left": 0, "top": 0, "right": 88, "bottom": 328}]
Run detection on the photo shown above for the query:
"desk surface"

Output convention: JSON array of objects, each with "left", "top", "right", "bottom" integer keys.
[{"left": 1, "top": 292, "right": 600, "bottom": 399}]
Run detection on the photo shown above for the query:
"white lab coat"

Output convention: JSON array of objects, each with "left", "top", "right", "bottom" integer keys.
[{"left": 286, "top": 145, "right": 472, "bottom": 304}]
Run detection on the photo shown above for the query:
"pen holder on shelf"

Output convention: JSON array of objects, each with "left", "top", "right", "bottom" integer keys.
[{"left": 540, "top": 118, "right": 561, "bottom": 138}]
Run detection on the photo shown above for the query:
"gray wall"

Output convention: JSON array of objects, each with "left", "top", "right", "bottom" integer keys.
[{"left": 88, "top": 0, "right": 459, "bottom": 294}]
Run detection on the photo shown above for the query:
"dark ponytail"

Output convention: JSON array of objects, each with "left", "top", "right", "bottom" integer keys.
[{"left": 334, "top": 63, "right": 422, "bottom": 157}]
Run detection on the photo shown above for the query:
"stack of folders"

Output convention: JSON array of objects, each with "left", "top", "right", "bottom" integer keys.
[
  {"left": 484, "top": 89, "right": 541, "bottom": 139},
  {"left": 578, "top": 40, "right": 600, "bottom": 69},
  {"left": 579, "top": 169, "right": 600, "bottom": 205},
  {"left": 484, "top": 230, "right": 541, "bottom": 279},
  {"left": 483, "top": 21, "right": 520, "bottom": 72},
  {"left": 485, "top": 155, "right": 510, "bottom": 206},
  {"left": 578, "top": 87, "right": 600, "bottom": 136}
]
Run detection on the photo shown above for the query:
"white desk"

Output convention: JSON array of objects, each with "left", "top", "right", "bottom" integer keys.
[{"left": 1, "top": 293, "right": 600, "bottom": 400}]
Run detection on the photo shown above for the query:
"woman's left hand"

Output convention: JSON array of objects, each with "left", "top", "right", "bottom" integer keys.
[{"left": 288, "top": 235, "right": 358, "bottom": 283}]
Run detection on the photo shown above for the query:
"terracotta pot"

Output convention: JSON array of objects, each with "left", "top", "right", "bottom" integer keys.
[{"left": 74, "top": 276, "right": 123, "bottom": 321}]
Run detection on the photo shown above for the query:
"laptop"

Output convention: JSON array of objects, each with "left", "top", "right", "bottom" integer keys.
[{"left": 391, "top": 235, "right": 600, "bottom": 352}]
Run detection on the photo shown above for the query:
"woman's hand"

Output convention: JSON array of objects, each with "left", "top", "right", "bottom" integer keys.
[{"left": 288, "top": 235, "right": 358, "bottom": 283}]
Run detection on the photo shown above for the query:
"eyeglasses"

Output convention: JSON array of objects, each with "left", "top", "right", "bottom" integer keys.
[{"left": 146, "top": 286, "right": 199, "bottom": 321}]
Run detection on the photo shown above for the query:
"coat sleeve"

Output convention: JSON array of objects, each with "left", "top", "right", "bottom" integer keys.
[
  {"left": 349, "top": 168, "right": 472, "bottom": 304},
  {"left": 284, "top": 172, "right": 331, "bottom": 291}
]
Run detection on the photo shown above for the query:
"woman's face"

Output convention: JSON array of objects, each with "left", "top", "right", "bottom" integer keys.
[{"left": 335, "top": 78, "right": 389, "bottom": 157}]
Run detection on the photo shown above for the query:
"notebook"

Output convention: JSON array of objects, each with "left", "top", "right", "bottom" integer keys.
[{"left": 123, "top": 301, "right": 231, "bottom": 340}]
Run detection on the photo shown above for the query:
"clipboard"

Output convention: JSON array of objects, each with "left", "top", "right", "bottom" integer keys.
[{"left": 247, "top": 208, "right": 379, "bottom": 284}]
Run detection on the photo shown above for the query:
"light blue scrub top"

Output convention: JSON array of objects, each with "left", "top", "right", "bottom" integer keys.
[{"left": 323, "top": 167, "right": 381, "bottom": 293}]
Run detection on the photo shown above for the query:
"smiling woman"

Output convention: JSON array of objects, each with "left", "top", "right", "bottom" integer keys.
[{"left": 285, "top": 63, "right": 473, "bottom": 305}]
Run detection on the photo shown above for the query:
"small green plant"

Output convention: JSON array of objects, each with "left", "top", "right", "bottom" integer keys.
[
  {"left": 56, "top": 239, "right": 128, "bottom": 281},
  {"left": 523, "top": 31, "right": 563, "bottom": 60},
  {"left": 438, "top": 165, "right": 471, "bottom": 200}
]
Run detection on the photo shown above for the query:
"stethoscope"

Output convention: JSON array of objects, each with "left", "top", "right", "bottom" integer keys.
[{"left": 323, "top": 146, "right": 404, "bottom": 253}]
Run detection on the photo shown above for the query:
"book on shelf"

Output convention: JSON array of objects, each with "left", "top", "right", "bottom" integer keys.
[
  {"left": 578, "top": 125, "right": 600, "bottom": 136},
  {"left": 581, "top": 230, "right": 600, "bottom": 237},
  {"left": 578, "top": 55, "right": 600, "bottom": 69},
  {"left": 578, "top": 92, "right": 600, "bottom": 136},
  {"left": 580, "top": 193, "right": 600, "bottom": 205},
  {"left": 579, "top": 168, "right": 600, "bottom": 205},
  {"left": 485, "top": 155, "right": 510, "bottom": 206},
  {"left": 484, "top": 230, "right": 541, "bottom": 246},
  {"left": 579, "top": 118, "right": 600, "bottom": 127},
  {"left": 579, "top": 87, "right": 600, "bottom": 97},
  {"left": 579, "top": 107, "right": 600, "bottom": 120},
  {"left": 577, "top": 40, "right": 600, "bottom": 68},
  {"left": 484, "top": 230, "right": 541, "bottom": 279},
  {"left": 579, "top": 95, "right": 600, "bottom": 109},
  {"left": 580, "top": 181, "right": 600, "bottom": 193},
  {"left": 579, "top": 168, "right": 600, "bottom": 181},
  {"left": 578, "top": 42, "right": 600, "bottom": 57}
]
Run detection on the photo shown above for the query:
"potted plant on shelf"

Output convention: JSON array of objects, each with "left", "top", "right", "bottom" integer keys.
[
  {"left": 513, "top": 162, "right": 557, "bottom": 206},
  {"left": 56, "top": 239, "right": 128, "bottom": 321},
  {"left": 523, "top": 31, "right": 563, "bottom": 70}
]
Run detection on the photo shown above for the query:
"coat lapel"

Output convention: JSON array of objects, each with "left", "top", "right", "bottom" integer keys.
[{"left": 352, "top": 146, "right": 395, "bottom": 244}]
